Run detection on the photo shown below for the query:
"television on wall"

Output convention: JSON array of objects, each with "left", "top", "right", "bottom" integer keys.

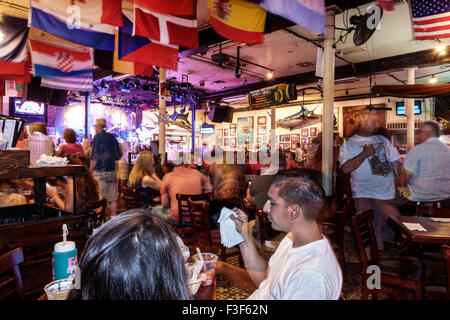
[
  {"left": 200, "top": 125, "right": 214, "bottom": 134},
  {"left": 395, "top": 100, "right": 422, "bottom": 115},
  {"left": 13, "top": 98, "right": 46, "bottom": 116}
]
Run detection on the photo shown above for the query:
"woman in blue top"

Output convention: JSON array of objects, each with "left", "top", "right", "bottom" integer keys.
[{"left": 128, "top": 151, "right": 162, "bottom": 208}]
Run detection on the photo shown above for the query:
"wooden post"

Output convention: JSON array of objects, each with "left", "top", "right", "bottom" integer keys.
[
  {"left": 191, "top": 103, "right": 196, "bottom": 153},
  {"left": 321, "top": 8, "right": 336, "bottom": 197},
  {"left": 159, "top": 68, "right": 166, "bottom": 164},
  {"left": 406, "top": 68, "right": 416, "bottom": 149}
]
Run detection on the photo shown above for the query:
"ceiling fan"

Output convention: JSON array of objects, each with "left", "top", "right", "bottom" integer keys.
[
  {"left": 211, "top": 42, "right": 229, "bottom": 69},
  {"left": 335, "top": 5, "right": 383, "bottom": 47}
]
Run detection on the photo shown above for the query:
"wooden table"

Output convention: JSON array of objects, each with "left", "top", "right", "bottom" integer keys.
[
  {"left": 389, "top": 216, "right": 450, "bottom": 245},
  {"left": 38, "top": 277, "right": 216, "bottom": 300}
]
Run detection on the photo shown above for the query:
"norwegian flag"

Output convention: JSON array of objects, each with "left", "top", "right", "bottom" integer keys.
[
  {"left": 55, "top": 52, "right": 75, "bottom": 73},
  {"left": 410, "top": 0, "right": 450, "bottom": 40},
  {"left": 133, "top": 2, "right": 198, "bottom": 49}
]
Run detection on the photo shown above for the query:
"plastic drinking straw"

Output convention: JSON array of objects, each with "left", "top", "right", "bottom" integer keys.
[
  {"left": 62, "top": 224, "right": 68, "bottom": 245},
  {"left": 196, "top": 247, "right": 206, "bottom": 272}
]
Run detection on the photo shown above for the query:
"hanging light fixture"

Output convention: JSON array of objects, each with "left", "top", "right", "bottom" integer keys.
[
  {"left": 435, "top": 40, "right": 447, "bottom": 55},
  {"left": 266, "top": 71, "right": 274, "bottom": 79},
  {"left": 429, "top": 74, "right": 437, "bottom": 83}
]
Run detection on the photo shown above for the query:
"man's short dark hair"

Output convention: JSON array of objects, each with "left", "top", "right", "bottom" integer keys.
[
  {"left": 422, "top": 121, "right": 441, "bottom": 137},
  {"left": 271, "top": 175, "right": 325, "bottom": 221}
]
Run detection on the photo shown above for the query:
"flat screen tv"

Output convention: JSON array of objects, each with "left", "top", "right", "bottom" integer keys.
[
  {"left": 13, "top": 98, "right": 45, "bottom": 116},
  {"left": 396, "top": 100, "right": 422, "bottom": 115}
]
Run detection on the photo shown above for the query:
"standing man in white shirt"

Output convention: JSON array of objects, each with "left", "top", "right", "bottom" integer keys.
[
  {"left": 339, "top": 112, "right": 401, "bottom": 250},
  {"left": 397, "top": 121, "right": 450, "bottom": 205},
  {"left": 218, "top": 175, "right": 343, "bottom": 300}
]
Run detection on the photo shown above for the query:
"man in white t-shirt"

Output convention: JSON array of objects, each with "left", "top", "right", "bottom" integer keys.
[
  {"left": 218, "top": 175, "right": 342, "bottom": 300},
  {"left": 339, "top": 113, "right": 401, "bottom": 250}
]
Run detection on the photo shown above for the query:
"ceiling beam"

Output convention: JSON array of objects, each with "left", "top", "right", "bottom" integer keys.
[{"left": 202, "top": 48, "right": 450, "bottom": 101}]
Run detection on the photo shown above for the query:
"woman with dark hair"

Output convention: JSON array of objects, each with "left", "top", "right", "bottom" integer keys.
[
  {"left": 46, "top": 152, "right": 99, "bottom": 214},
  {"left": 56, "top": 128, "right": 84, "bottom": 157},
  {"left": 69, "top": 209, "right": 190, "bottom": 300}
]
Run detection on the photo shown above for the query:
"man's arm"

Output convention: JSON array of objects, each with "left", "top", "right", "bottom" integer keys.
[
  {"left": 397, "top": 168, "right": 413, "bottom": 187},
  {"left": 230, "top": 208, "right": 268, "bottom": 286},
  {"left": 341, "top": 144, "right": 375, "bottom": 174}
]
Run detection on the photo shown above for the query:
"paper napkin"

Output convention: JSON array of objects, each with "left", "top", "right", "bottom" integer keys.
[
  {"left": 402, "top": 222, "right": 427, "bottom": 232},
  {"left": 218, "top": 207, "right": 244, "bottom": 248}
]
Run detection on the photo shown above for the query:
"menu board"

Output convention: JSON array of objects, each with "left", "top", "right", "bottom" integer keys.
[{"left": 248, "top": 83, "right": 297, "bottom": 110}]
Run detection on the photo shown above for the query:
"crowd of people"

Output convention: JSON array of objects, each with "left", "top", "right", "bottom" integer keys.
[{"left": 0, "top": 113, "right": 449, "bottom": 300}]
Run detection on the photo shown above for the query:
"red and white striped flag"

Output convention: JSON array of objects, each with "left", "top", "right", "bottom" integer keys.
[
  {"left": 133, "top": 1, "right": 198, "bottom": 49},
  {"left": 410, "top": 0, "right": 450, "bottom": 40}
]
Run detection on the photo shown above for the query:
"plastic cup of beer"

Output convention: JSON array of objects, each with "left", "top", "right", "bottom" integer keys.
[
  {"left": 192, "top": 253, "right": 218, "bottom": 287},
  {"left": 44, "top": 278, "right": 74, "bottom": 300}
]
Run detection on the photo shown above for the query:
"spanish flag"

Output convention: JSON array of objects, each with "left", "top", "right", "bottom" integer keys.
[{"left": 208, "top": 0, "right": 267, "bottom": 44}]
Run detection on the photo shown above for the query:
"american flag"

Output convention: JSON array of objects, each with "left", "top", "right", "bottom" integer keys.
[{"left": 410, "top": 0, "right": 450, "bottom": 40}]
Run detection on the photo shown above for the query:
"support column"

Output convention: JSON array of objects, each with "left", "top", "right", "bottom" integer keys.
[
  {"left": 191, "top": 103, "right": 196, "bottom": 154},
  {"left": 159, "top": 68, "right": 166, "bottom": 164},
  {"left": 321, "top": 8, "right": 336, "bottom": 197},
  {"left": 85, "top": 92, "right": 90, "bottom": 138},
  {"left": 406, "top": 68, "right": 415, "bottom": 149}
]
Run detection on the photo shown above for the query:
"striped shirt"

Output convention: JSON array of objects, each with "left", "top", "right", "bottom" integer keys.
[{"left": 403, "top": 137, "right": 450, "bottom": 202}]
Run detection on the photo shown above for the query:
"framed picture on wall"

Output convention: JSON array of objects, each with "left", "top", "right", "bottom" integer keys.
[
  {"left": 284, "top": 143, "right": 291, "bottom": 150},
  {"left": 257, "top": 126, "right": 266, "bottom": 135},
  {"left": 301, "top": 128, "right": 309, "bottom": 137},
  {"left": 230, "top": 124, "right": 236, "bottom": 136},
  {"left": 238, "top": 143, "right": 244, "bottom": 149},
  {"left": 302, "top": 138, "right": 309, "bottom": 145},
  {"left": 224, "top": 138, "right": 229, "bottom": 146},
  {"left": 256, "top": 136, "right": 261, "bottom": 143},
  {"left": 263, "top": 135, "right": 267, "bottom": 142},
  {"left": 310, "top": 127, "right": 317, "bottom": 137},
  {"left": 279, "top": 135, "right": 284, "bottom": 141},
  {"left": 230, "top": 137, "right": 236, "bottom": 148},
  {"left": 284, "top": 134, "right": 290, "bottom": 141},
  {"left": 237, "top": 116, "right": 254, "bottom": 143},
  {"left": 291, "top": 133, "right": 300, "bottom": 141},
  {"left": 224, "top": 128, "right": 229, "bottom": 136},
  {"left": 291, "top": 142, "right": 297, "bottom": 150},
  {"left": 257, "top": 116, "right": 267, "bottom": 125}
]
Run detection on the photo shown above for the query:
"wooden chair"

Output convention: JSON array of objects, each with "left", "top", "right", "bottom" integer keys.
[
  {"left": 0, "top": 247, "right": 24, "bottom": 300},
  {"left": 175, "top": 193, "right": 211, "bottom": 244},
  {"left": 352, "top": 209, "right": 423, "bottom": 300},
  {"left": 424, "top": 245, "right": 450, "bottom": 300},
  {"left": 416, "top": 205, "right": 450, "bottom": 218},
  {"left": 121, "top": 185, "right": 140, "bottom": 210},
  {"left": 86, "top": 198, "right": 108, "bottom": 229},
  {"left": 321, "top": 197, "right": 354, "bottom": 273},
  {"left": 188, "top": 200, "right": 244, "bottom": 267}
]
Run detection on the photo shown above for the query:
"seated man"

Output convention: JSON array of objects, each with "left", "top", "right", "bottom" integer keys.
[
  {"left": 397, "top": 121, "right": 450, "bottom": 207},
  {"left": 159, "top": 155, "right": 213, "bottom": 225},
  {"left": 218, "top": 175, "right": 342, "bottom": 300}
]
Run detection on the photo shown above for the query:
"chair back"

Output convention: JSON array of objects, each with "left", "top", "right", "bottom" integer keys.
[
  {"left": 176, "top": 193, "right": 211, "bottom": 240},
  {"left": 443, "top": 245, "right": 450, "bottom": 298},
  {"left": 351, "top": 209, "right": 380, "bottom": 273},
  {"left": 0, "top": 247, "right": 24, "bottom": 300},
  {"left": 121, "top": 185, "right": 140, "bottom": 209},
  {"left": 86, "top": 198, "right": 108, "bottom": 228},
  {"left": 188, "top": 200, "right": 213, "bottom": 251},
  {"left": 416, "top": 205, "right": 450, "bottom": 218}
]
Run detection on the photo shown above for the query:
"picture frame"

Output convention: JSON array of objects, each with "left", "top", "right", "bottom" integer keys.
[
  {"left": 257, "top": 116, "right": 267, "bottom": 125},
  {"left": 291, "top": 142, "right": 297, "bottom": 150},
  {"left": 291, "top": 133, "right": 300, "bottom": 141},
  {"left": 284, "top": 134, "right": 290, "bottom": 141},
  {"left": 301, "top": 128, "right": 309, "bottom": 137},
  {"left": 216, "top": 129, "right": 223, "bottom": 146},
  {"left": 302, "top": 138, "right": 309, "bottom": 145},
  {"left": 237, "top": 116, "right": 254, "bottom": 143},
  {"left": 257, "top": 126, "right": 266, "bottom": 135},
  {"left": 224, "top": 138, "right": 229, "bottom": 146},
  {"left": 279, "top": 135, "right": 284, "bottom": 142},
  {"left": 224, "top": 128, "right": 229, "bottom": 136},
  {"left": 230, "top": 124, "right": 236, "bottom": 136},
  {"left": 230, "top": 137, "right": 236, "bottom": 148},
  {"left": 310, "top": 127, "right": 317, "bottom": 137},
  {"left": 256, "top": 136, "right": 261, "bottom": 143}
]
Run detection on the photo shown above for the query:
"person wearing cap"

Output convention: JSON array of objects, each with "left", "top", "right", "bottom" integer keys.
[{"left": 90, "top": 118, "right": 122, "bottom": 217}]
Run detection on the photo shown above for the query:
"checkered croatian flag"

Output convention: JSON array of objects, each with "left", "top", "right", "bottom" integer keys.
[
  {"left": 55, "top": 52, "right": 74, "bottom": 73},
  {"left": 410, "top": 0, "right": 450, "bottom": 40}
]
